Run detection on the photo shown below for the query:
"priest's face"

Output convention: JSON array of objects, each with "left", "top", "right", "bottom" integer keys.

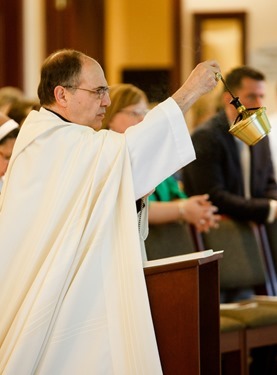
[{"left": 62, "top": 58, "right": 111, "bottom": 130}]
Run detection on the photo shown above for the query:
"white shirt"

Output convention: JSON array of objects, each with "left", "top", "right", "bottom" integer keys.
[{"left": 268, "top": 112, "right": 277, "bottom": 181}]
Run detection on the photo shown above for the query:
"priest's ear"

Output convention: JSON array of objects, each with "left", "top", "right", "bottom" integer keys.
[{"left": 54, "top": 85, "right": 68, "bottom": 107}]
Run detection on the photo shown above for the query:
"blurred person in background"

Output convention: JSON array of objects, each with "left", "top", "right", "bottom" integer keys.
[
  {"left": 0, "top": 112, "right": 19, "bottom": 191},
  {"left": 182, "top": 66, "right": 277, "bottom": 224},
  {"left": 0, "top": 86, "right": 24, "bottom": 115},
  {"left": 7, "top": 98, "right": 40, "bottom": 126}
]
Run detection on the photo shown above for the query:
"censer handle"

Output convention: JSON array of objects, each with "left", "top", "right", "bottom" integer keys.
[{"left": 215, "top": 72, "right": 248, "bottom": 119}]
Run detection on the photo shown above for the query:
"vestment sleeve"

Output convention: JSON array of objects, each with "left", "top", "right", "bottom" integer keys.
[{"left": 125, "top": 98, "right": 195, "bottom": 199}]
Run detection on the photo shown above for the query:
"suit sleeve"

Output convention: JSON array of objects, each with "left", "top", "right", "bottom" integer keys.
[{"left": 182, "top": 127, "right": 273, "bottom": 223}]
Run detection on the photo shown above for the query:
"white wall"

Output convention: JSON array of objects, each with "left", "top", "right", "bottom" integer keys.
[
  {"left": 105, "top": 0, "right": 173, "bottom": 84},
  {"left": 23, "top": 0, "right": 45, "bottom": 99},
  {"left": 22, "top": 0, "right": 277, "bottom": 113},
  {"left": 182, "top": 0, "right": 277, "bottom": 114}
]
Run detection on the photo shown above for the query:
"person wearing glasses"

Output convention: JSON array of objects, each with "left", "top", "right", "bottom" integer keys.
[
  {"left": 182, "top": 66, "right": 277, "bottom": 225},
  {"left": 102, "top": 83, "right": 150, "bottom": 133},
  {"left": 0, "top": 48, "right": 220, "bottom": 374}
]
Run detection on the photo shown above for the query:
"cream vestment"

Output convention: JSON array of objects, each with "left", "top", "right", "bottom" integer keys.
[{"left": 0, "top": 98, "right": 195, "bottom": 374}]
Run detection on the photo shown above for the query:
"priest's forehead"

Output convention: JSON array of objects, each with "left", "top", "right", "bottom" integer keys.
[{"left": 78, "top": 57, "right": 108, "bottom": 87}]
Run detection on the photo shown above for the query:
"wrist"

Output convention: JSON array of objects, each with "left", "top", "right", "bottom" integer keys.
[{"left": 178, "top": 201, "right": 186, "bottom": 221}]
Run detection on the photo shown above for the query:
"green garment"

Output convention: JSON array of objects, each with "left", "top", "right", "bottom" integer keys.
[{"left": 149, "top": 176, "right": 187, "bottom": 202}]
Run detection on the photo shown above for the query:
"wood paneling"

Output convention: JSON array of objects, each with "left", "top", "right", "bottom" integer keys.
[
  {"left": 0, "top": 0, "right": 23, "bottom": 88},
  {"left": 45, "top": 0, "right": 105, "bottom": 68},
  {"left": 145, "top": 252, "right": 222, "bottom": 375}
]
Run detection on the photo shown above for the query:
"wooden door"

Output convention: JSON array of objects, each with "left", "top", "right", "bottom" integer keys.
[
  {"left": 45, "top": 0, "right": 105, "bottom": 67},
  {"left": 0, "top": 0, "right": 23, "bottom": 88}
]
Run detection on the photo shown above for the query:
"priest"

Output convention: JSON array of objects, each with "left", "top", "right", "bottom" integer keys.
[{"left": 0, "top": 49, "right": 220, "bottom": 374}]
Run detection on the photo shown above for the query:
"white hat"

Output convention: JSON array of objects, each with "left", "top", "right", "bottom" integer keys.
[{"left": 0, "top": 119, "right": 19, "bottom": 141}]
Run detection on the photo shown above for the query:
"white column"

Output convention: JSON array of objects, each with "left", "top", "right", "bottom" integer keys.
[{"left": 23, "top": 0, "right": 46, "bottom": 98}]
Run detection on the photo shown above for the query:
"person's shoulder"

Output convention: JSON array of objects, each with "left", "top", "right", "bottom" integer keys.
[
  {"left": 192, "top": 111, "right": 223, "bottom": 140},
  {"left": 191, "top": 111, "right": 232, "bottom": 153},
  {"left": 80, "top": 127, "right": 125, "bottom": 149},
  {"left": 193, "top": 110, "right": 227, "bottom": 133}
]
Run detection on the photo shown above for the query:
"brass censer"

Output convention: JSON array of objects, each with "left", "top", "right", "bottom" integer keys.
[{"left": 215, "top": 72, "right": 271, "bottom": 146}]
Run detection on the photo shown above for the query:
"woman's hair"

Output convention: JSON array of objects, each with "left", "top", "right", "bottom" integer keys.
[
  {"left": 0, "top": 86, "right": 25, "bottom": 115},
  {"left": 7, "top": 99, "right": 40, "bottom": 126},
  {"left": 101, "top": 83, "right": 148, "bottom": 129},
  {"left": 37, "top": 49, "right": 86, "bottom": 106}
]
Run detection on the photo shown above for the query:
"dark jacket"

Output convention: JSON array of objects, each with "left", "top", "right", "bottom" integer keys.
[{"left": 182, "top": 109, "right": 277, "bottom": 223}]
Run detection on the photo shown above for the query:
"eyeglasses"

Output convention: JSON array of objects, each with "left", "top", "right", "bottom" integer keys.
[
  {"left": 64, "top": 85, "right": 110, "bottom": 100},
  {"left": 119, "top": 109, "right": 149, "bottom": 117}
]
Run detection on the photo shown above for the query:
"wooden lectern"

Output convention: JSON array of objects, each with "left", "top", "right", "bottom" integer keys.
[{"left": 144, "top": 250, "right": 223, "bottom": 375}]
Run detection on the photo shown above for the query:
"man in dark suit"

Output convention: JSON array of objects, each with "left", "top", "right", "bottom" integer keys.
[
  {"left": 183, "top": 67, "right": 277, "bottom": 372},
  {"left": 182, "top": 66, "right": 277, "bottom": 224}
]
